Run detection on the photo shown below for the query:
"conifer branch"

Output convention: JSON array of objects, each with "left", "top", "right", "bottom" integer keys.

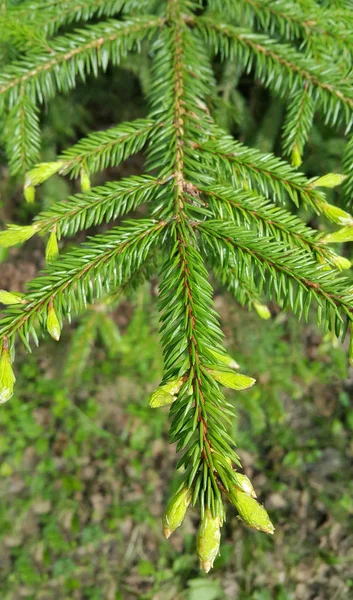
[
  {"left": 4, "top": 92, "right": 41, "bottom": 174},
  {"left": 32, "top": 176, "right": 170, "bottom": 238},
  {"left": 198, "top": 184, "right": 339, "bottom": 266},
  {"left": 281, "top": 87, "right": 315, "bottom": 166},
  {"left": 0, "top": 17, "right": 162, "bottom": 108},
  {"left": 0, "top": 220, "right": 165, "bottom": 349},
  {"left": 195, "top": 17, "right": 353, "bottom": 129},
  {"left": 151, "top": 2, "right": 246, "bottom": 530},
  {"left": 159, "top": 222, "right": 240, "bottom": 520},
  {"left": 213, "top": 0, "right": 353, "bottom": 59},
  {"left": 56, "top": 118, "right": 155, "bottom": 178},
  {"left": 192, "top": 134, "right": 326, "bottom": 210},
  {"left": 1, "top": 0, "right": 352, "bottom": 572},
  {"left": 4, "top": 0, "right": 135, "bottom": 38},
  {"left": 199, "top": 220, "right": 353, "bottom": 333}
]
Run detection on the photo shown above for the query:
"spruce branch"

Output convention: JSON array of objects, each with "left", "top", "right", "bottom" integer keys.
[
  {"left": 158, "top": 222, "right": 242, "bottom": 526},
  {"left": 56, "top": 118, "right": 156, "bottom": 178},
  {"left": 192, "top": 134, "right": 327, "bottom": 210},
  {"left": 281, "top": 87, "right": 315, "bottom": 167},
  {"left": 198, "top": 183, "right": 342, "bottom": 268},
  {"left": 31, "top": 176, "right": 170, "bottom": 239},
  {"left": 4, "top": 92, "right": 41, "bottom": 174},
  {"left": 195, "top": 17, "right": 353, "bottom": 129},
  {"left": 212, "top": 0, "right": 353, "bottom": 62},
  {"left": 1, "top": 0, "right": 353, "bottom": 573},
  {"left": 4, "top": 0, "right": 148, "bottom": 38},
  {"left": 199, "top": 220, "right": 353, "bottom": 334},
  {"left": 0, "top": 219, "right": 166, "bottom": 350},
  {"left": 0, "top": 16, "right": 162, "bottom": 108}
]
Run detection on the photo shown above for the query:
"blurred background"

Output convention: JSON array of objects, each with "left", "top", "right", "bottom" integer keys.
[{"left": 1, "top": 25, "right": 353, "bottom": 600}]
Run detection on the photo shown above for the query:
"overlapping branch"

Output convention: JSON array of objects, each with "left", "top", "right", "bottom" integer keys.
[
  {"left": 4, "top": 93, "right": 41, "bottom": 174},
  {"left": 199, "top": 220, "right": 353, "bottom": 335},
  {"left": 190, "top": 134, "right": 326, "bottom": 209},
  {"left": 195, "top": 17, "right": 353, "bottom": 129},
  {"left": 199, "top": 184, "right": 340, "bottom": 265},
  {"left": 210, "top": 0, "right": 353, "bottom": 60}
]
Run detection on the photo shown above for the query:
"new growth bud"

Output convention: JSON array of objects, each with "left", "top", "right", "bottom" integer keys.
[
  {"left": 322, "top": 227, "right": 353, "bottom": 244},
  {"left": 149, "top": 377, "right": 184, "bottom": 408},
  {"left": 229, "top": 488, "right": 274, "bottom": 534},
  {"left": 47, "top": 301, "right": 61, "bottom": 341},
  {"left": 80, "top": 167, "right": 91, "bottom": 192},
  {"left": 24, "top": 185, "right": 35, "bottom": 204},
  {"left": 0, "top": 290, "right": 26, "bottom": 305},
  {"left": 162, "top": 487, "right": 192, "bottom": 539},
  {"left": 317, "top": 201, "right": 353, "bottom": 226},
  {"left": 0, "top": 224, "right": 37, "bottom": 248},
  {"left": 235, "top": 473, "right": 257, "bottom": 498},
  {"left": 0, "top": 340, "right": 15, "bottom": 405},
  {"left": 209, "top": 348, "right": 240, "bottom": 369},
  {"left": 253, "top": 301, "right": 271, "bottom": 320},
  {"left": 208, "top": 369, "right": 256, "bottom": 390},
  {"left": 197, "top": 509, "right": 221, "bottom": 573},
  {"left": 25, "top": 161, "right": 64, "bottom": 187},
  {"left": 291, "top": 144, "right": 302, "bottom": 168},
  {"left": 310, "top": 173, "right": 347, "bottom": 189},
  {"left": 330, "top": 254, "right": 351, "bottom": 271},
  {"left": 46, "top": 230, "right": 59, "bottom": 263}
]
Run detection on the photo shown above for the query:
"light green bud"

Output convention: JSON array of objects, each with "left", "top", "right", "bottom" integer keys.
[
  {"left": 24, "top": 185, "right": 35, "bottom": 204},
  {"left": 149, "top": 377, "right": 184, "bottom": 408},
  {"left": 47, "top": 302, "right": 61, "bottom": 341},
  {"left": 253, "top": 301, "right": 271, "bottom": 320},
  {"left": 291, "top": 144, "right": 302, "bottom": 168},
  {"left": 230, "top": 488, "right": 274, "bottom": 534},
  {"left": 331, "top": 254, "right": 351, "bottom": 271},
  {"left": 162, "top": 487, "right": 192, "bottom": 539},
  {"left": 310, "top": 173, "right": 347, "bottom": 189},
  {"left": 0, "top": 224, "right": 37, "bottom": 248},
  {"left": 80, "top": 167, "right": 91, "bottom": 192},
  {"left": 209, "top": 348, "right": 239, "bottom": 369},
  {"left": 318, "top": 201, "right": 353, "bottom": 226},
  {"left": 197, "top": 509, "right": 221, "bottom": 573},
  {"left": 46, "top": 230, "right": 59, "bottom": 263},
  {"left": 208, "top": 369, "right": 256, "bottom": 390},
  {"left": 322, "top": 227, "right": 353, "bottom": 244},
  {"left": 0, "top": 345, "right": 16, "bottom": 405},
  {"left": 0, "top": 290, "right": 26, "bottom": 305},
  {"left": 234, "top": 473, "right": 257, "bottom": 498},
  {"left": 25, "top": 161, "right": 65, "bottom": 187}
]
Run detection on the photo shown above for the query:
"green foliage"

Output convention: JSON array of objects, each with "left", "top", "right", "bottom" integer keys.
[{"left": 1, "top": 0, "right": 353, "bottom": 572}]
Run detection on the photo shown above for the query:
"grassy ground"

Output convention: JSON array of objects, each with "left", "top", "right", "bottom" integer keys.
[{"left": 0, "top": 286, "right": 352, "bottom": 599}]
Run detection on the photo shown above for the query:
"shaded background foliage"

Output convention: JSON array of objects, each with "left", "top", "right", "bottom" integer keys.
[{"left": 0, "top": 1, "right": 353, "bottom": 598}]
